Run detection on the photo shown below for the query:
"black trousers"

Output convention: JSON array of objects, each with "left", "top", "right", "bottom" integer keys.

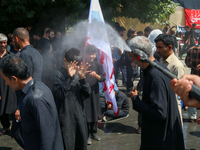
[
  {"left": 126, "top": 63, "right": 134, "bottom": 92},
  {"left": 87, "top": 122, "right": 97, "bottom": 137},
  {"left": 138, "top": 113, "right": 142, "bottom": 127},
  {"left": 0, "top": 113, "right": 11, "bottom": 129}
]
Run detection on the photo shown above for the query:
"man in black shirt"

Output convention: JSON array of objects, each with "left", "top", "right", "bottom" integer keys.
[
  {"left": 179, "top": 24, "right": 196, "bottom": 59},
  {"left": 13, "top": 27, "right": 43, "bottom": 81},
  {"left": 0, "top": 33, "right": 17, "bottom": 136},
  {"left": 0, "top": 55, "right": 64, "bottom": 150},
  {"left": 179, "top": 26, "right": 190, "bottom": 58},
  {"left": 129, "top": 36, "right": 185, "bottom": 150}
]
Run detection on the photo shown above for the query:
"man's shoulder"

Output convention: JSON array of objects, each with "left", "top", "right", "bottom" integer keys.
[
  {"left": 149, "top": 61, "right": 169, "bottom": 80},
  {"left": 21, "top": 45, "right": 38, "bottom": 53},
  {"left": 187, "top": 46, "right": 200, "bottom": 54},
  {"left": 28, "top": 81, "right": 52, "bottom": 99},
  {"left": 21, "top": 45, "right": 42, "bottom": 58},
  {"left": 169, "top": 54, "right": 184, "bottom": 67}
]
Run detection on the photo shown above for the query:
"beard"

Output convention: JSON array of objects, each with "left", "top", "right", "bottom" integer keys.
[
  {"left": 0, "top": 46, "right": 7, "bottom": 52},
  {"left": 15, "top": 42, "right": 21, "bottom": 49},
  {"left": 0, "top": 47, "right": 6, "bottom": 52}
]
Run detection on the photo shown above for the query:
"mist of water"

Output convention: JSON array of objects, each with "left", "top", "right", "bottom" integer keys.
[{"left": 62, "top": 20, "right": 131, "bottom": 54}]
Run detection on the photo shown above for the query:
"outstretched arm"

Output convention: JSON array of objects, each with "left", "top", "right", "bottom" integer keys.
[{"left": 171, "top": 74, "right": 200, "bottom": 108}]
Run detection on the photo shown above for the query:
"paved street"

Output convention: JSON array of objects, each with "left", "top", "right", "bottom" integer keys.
[{"left": 1, "top": 57, "right": 200, "bottom": 150}]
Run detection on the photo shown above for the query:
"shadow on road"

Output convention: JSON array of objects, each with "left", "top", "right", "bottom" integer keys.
[
  {"left": 98, "top": 122, "right": 137, "bottom": 134},
  {"left": 0, "top": 147, "right": 12, "bottom": 150}
]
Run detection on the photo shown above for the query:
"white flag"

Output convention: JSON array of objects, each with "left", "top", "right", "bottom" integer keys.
[{"left": 87, "top": 0, "right": 119, "bottom": 115}]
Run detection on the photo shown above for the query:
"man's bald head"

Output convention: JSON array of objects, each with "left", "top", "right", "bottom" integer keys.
[{"left": 13, "top": 27, "right": 30, "bottom": 42}]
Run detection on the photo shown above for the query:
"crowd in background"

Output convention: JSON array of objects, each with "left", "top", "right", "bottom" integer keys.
[{"left": 0, "top": 22, "right": 199, "bottom": 149}]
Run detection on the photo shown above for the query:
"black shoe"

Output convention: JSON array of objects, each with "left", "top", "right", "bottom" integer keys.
[
  {"left": 87, "top": 136, "right": 92, "bottom": 145},
  {"left": 91, "top": 133, "right": 100, "bottom": 141}
]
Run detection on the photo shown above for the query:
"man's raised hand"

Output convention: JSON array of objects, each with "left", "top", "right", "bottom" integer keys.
[
  {"left": 77, "top": 63, "right": 91, "bottom": 79},
  {"left": 67, "top": 61, "right": 78, "bottom": 77}
]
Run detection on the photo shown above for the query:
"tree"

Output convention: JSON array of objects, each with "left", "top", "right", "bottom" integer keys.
[{"left": 0, "top": 0, "right": 177, "bottom": 34}]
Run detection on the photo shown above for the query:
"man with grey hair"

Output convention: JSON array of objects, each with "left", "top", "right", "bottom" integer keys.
[
  {"left": 0, "top": 33, "right": 17, "bottom": 136},
  {"left": 129, "top": 36, "right": 185, "bottom": 150}
]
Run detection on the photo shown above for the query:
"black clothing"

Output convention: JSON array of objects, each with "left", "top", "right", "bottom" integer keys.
[
  {"left": 20, "top": 45, "right": 43, "bottom": 81},
  {"left": 36, "top": 37, "right": 51, "bottom": 55},
  {"left": 29, "top": 31, "right": 34, "bottom": 45},
  {"left": 132, "top": 60, "right": 185, "bottom": 150},
  {"left": 0, "top": 73, "right": 17, "bottom": 116},
  {"left": 42, "top": 51, "right": 56, "bottom": 90},
  {"left": 125, "top": 50, "right": 134, "bottom": 92},
  {"left": 9, "top": 49, "right": 21, "bottom": 57},
  {"left": 184, "top": 31, "right": 190, "bottom": 43},
  {"left": 0, "top": 113, "right": 11, "bottom": 129},
  {"left": 171, "top": 34, "right": 178, "bottom": 51},
  {"left": 87, "top": 122, "right": 98, "bottom": 135},
  {"left": 102, "top": 90, "right": 129, "bottom": 119},
  {"left": 18, "top": 79, "right": 64, "bottom": 150},
  {"left": 116, "top": 90, "right": 129, "bottom": 114},
  {"left": 84, "top": 61, "right": 105, "bottom": 122},
  {"left": 189, "top": 29, "right": 197, "bottom": 46},
  {"left": 125, "top": 39, "right": 137, "bottom": 91},
  {"left": 163, "top": 27, "right": 169, "bottom": 34},
  {"left": 154, "top": 51, "right": 161, "bottom": 61},
  {"left": 51, "top": 38, "right": 64, "bottom": 69},
  {"left": 0, "top": 52, "right": 17, "bottom": 128},
  {"left": 51, "top": 38, "right": 62, "bottom": 52},
  {"left": 53, "top": 67, "right": 91, "bottom": 150}
]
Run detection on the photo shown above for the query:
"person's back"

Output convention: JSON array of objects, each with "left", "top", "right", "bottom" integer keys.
[
  {"left": 189, "top": 28, "right": 196, "bottom": 46},
  {"left": 20, "top": 45, "right": 43, "bottom": 81},
  {"left": 13, "top": 27, "right": 43, "bottom": 81},
  {"left": 184, "top": 29, "right": 190, "bottom": 43},
  {"left": 115, "top": 90, "right": 129, "bottom": 114},
  {"left": 36, "top": 37, "right": 50, "bottom": 54},
  {"left": 20, "top": 80, "right": 63, "bottom": 150}
]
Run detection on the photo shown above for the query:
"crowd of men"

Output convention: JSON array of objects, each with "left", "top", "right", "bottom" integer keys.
[{"left": 0, "top": 22, "right": 200, "bottom": 150}]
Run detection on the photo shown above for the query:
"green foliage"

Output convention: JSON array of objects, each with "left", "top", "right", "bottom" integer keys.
[{"left": 0, "top": 0, "right": 178, "bottom": 33}]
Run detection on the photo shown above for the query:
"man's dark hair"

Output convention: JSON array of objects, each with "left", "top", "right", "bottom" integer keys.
[
  {"left": 86, "top": 44, "right": 97, "bottom": 54},
  {"left": 46, "top": 29, "right": 54, "bottom": 34},
  {"left": 137, "top": 31, "right": 143, "bottom": 36},
  {"left": 185, "top": 26, "right": 190, "bottom": 29},
  {"left": 192, "top": 23, "right": 196, "bottom": 26},
  {"left": 0, "top": 55, "right": 31, "bottom": 80},
  {"left": 64, "top": 48, "right": 82, "bottom": 64},
  {"left": 13, "top": 27, "right": 29, "bottom": 42},
  {"left": 154, "top": 34, "right": 174, "bottom": 49},
  {"left": 114, "top": 22, "right": 120, "bottom": 28},
  {"left": 127, "top": 28, "right": 136, "bottom": 38},
  {"left": 117, "top": 26, "right": 126, "bottom": 32},
  {"left": 144, "top": 26, "right": 153, "bottom": 32}
]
